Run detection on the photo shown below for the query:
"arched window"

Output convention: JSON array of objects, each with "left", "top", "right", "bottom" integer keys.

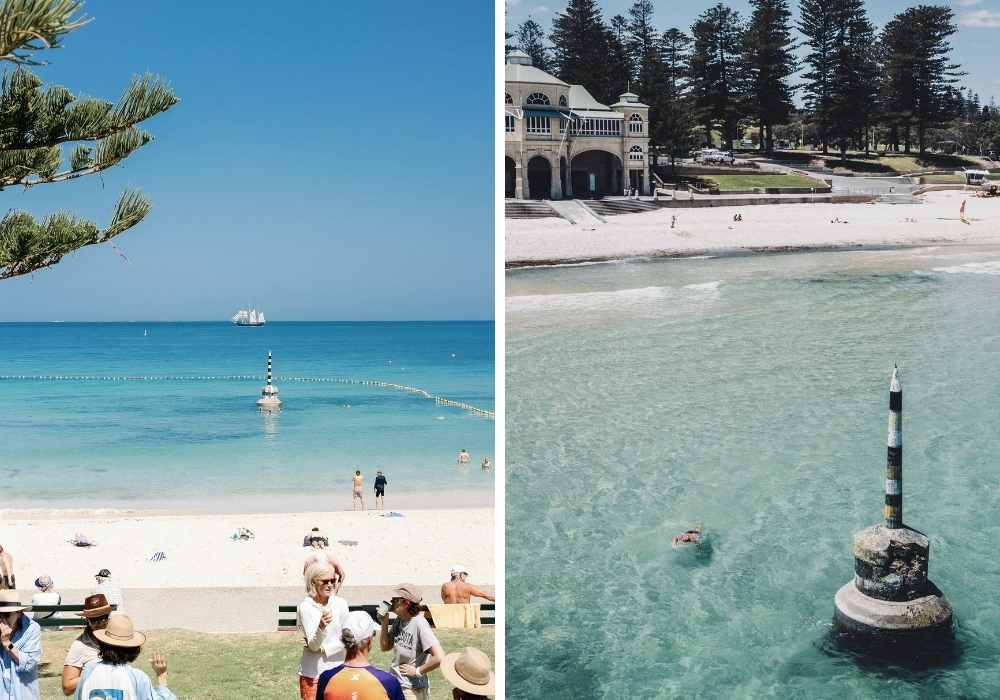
[
  {"left": 629, "top": 146, "right": 644, "bottom": 161},
  {"left": 629, "top": 114, "right": 644, "bottom": 134},
  {"left": 526, "top": 92, "right": 550, "bottom": 105},
  {"left": 558, "top": 95, "right": 567, "bottom": 107},
  {"left": 505, "top": 93, "right": 513, "bottom": 104}
]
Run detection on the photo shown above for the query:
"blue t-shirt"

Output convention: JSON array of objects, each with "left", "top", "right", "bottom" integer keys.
[
  {"left": 317, "top": 664, "right": 404, "bottom": 700},
  {"left": 374, "top": 475, "right": 387, "bottom": 489}
]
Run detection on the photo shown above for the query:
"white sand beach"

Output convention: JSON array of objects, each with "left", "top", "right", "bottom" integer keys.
[
  {"left": 506, "top": 191, "right": 1000, "bottom": 266},
  {"left": 0, "top": 508, "right": 494, "bottom": 590}
]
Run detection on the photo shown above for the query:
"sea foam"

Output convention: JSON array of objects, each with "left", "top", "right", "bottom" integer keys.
[{"left": 932, "top": 260, "right": 1000, "bottom": 275}]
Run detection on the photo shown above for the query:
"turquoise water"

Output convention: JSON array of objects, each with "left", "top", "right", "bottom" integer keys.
[
  {"left": 1, "top": 322, "right": 494, "bottom": 511},
  {"left": 506, "top": 246, "right": 1000, "bottom": 698}
]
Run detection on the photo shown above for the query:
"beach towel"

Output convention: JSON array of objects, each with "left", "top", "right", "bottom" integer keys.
[
  {"left": 380, "top": 511, "right": 405, "bottom": 518},
  {"left": 150, "top": 551, "right": 165, "bottom": 562},
  {"left": 427, "top": 604, "right": 480, "bottom": 629},
  {"left": 232, "top": 527, "right": 255, "bottom": 541},
  {"left": 337, "top": 540, "right": 358, "bottom": 547}
]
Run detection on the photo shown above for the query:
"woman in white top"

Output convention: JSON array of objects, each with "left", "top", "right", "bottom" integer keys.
[
  {"left": 297, "top": 562, "right": 350, "bottom": 700},
  {"left": 30, "top": 574, "right": 62, "bottom": 631}
]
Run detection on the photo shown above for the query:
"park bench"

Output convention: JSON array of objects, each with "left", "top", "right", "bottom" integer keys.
[
  {"left": 28, "top": 604, "right": 89, "bottom": 627},
  {"left": 278, "top": 604, "right": 495, "bottom": 631}
]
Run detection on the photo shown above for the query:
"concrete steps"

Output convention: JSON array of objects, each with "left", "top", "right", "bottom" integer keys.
[
  {"left": 585, "top": 198, "right": 663, "bottom": 216},
  {"left": 505, "top": 200, "right": 559, "bottom": 219}
]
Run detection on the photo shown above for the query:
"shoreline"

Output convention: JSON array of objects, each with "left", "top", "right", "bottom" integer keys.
[
  {"left": 505, "top": 241, "right": 959, "bottom": 269},
  {"left": 505, "top": 191, "right": 1000, "bottom": 268}
]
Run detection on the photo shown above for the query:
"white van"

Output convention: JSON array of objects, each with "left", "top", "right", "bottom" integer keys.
[{"left": 694, "top": 148, "right": 735, "bottom": 164}]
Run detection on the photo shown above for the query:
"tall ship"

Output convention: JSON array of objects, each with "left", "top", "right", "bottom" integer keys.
[{"left": 231, "top": 306, "right": 266, "bottom": 326}]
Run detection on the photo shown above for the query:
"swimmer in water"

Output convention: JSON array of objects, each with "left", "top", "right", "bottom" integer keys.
[{"left": 672, "top": 522, "right": 702, "bottom": 548}]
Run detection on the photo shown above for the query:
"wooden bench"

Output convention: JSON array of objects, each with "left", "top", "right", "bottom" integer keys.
[
  {"left": 28, "top": 604, "right": 89, "bottom": 627},
  {"left": 278, "top": 604, "right": 495, "bottom": 631}
]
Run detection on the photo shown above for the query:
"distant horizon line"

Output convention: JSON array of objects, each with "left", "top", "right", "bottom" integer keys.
[{"left": 0, "top": 319, "right": 495, "bottom": 324}]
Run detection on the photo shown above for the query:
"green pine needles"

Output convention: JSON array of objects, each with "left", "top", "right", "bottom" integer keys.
[{"left": 0, "top": 0, "right": 177, "bottom": 280}]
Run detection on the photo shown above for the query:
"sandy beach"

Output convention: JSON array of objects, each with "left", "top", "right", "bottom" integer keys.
[
  {"left": 0, "top": 508, "right": 494, "bottom": 631},
  {"left": 506, "top": 191, "right": 1000, "bottom": 266},
  {"left": 0, "top": 508, "right": 493, "bottom": 589}
]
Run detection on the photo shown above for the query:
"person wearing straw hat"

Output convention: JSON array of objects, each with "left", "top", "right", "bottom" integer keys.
[
  {"left": 378, "top": 584, "right": 444, "bottom": 700},
  {"left": 0, "top": 590, "right": 41, "bottom": 700},
  {"left": 441, "top": 647, "right": 495, "bottom": 700},
  {"left": 316, "top": 611, "right": 404, "bottom": 700},
  {"left": 73, "top": 614, "right": 174, "bottom": 700},
  {"left": 61, "top": 594, "right": 118, "bottom": 696}
]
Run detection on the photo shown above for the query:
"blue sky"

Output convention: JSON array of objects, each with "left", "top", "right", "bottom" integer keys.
[
  {"left": 505, "top": 0, "right": 1000, "bottom": 110},
  {"left": 0, "top": 1, "right": 493, "bottom": 321}
]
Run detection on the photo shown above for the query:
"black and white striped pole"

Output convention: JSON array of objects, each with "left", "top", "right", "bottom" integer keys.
[
  {"left": 257, "top": 351, "right": 281, "bottom": 411},
  {"left": 833, "top": 366, "right": 951, "bottom": 633},
  {"left": 885, "top": 366, "right": 902, "bottom": 529}
]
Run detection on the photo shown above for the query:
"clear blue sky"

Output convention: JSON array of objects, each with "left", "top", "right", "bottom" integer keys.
[
  {"left": 505, "top": 0, "right": 1000, "bottom": 110},
  {"left": 0, "top": 0, "right": 493, "bottom": 321}
]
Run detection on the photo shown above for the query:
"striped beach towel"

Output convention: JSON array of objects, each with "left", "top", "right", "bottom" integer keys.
[{"left": 150, "top": 551, "right": 165, "bottom": 562}]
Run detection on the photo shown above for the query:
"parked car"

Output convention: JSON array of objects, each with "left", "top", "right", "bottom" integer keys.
[{"left": 694, "top": 148, "right": 735, "bottom": 164}]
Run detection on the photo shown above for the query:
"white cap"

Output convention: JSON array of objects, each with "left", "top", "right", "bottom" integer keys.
[
  {"left": 342, "top": 610, "right": 377, "bottom": 644},
  {"left": 451, "top": 565, "right": 469, "bottom": 577}
]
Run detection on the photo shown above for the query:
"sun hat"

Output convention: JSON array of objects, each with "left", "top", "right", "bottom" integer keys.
[
  {"left": 92, "top": 614, "right": 146, "bottom": 648},
  {"left": 389, "top": 583, "right": 423, "bottom": 604},
  {"left": 451, "top": 565, "right": 469, "bottom": 577},
  {"left": 75, "top": 594, "right": 117, "bottom": 618},
  {"left": 0, "top": 590, "right": 32, "bottom": 613},
  {"left": 441, "top": 647, "right": 495, "bottom": 695},
  {"left": 95, "top": 569, "right": 111, "bottom": 578},
  {"left": 34, "top": 574, "right": 53, "bottom": 589},
  {"left": 342, "top": 610, "right": 377, "bottom": 643}
]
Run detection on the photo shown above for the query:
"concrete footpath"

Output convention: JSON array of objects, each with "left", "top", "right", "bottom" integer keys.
[{"left": 51, "top": 584, "right": 495, "bottom": 633}]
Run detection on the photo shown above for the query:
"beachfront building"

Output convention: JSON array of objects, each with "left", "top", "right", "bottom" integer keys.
[{"left": 504, "top": 50, "right": 650, "bottom": 200}]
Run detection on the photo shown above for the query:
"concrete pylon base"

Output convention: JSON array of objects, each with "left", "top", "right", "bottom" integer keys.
[{"left": 834, "top": 580, "right": 952, "bottom": 633}]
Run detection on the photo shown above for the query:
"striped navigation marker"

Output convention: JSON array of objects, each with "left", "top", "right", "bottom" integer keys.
[
  {"left": 267, "top": 351, "right": 273, "bottom": 385},
  {"left": 885, "top": 366, "right": 902, "bottom": 529}
]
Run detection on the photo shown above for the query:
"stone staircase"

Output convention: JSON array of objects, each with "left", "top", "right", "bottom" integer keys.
[
  {"left": 875, "top": 193, "right": 922, "bottom": 204},
  {"left": 505, "top": 200, "right": 559, "bottom": 218},
  {"left": 584, "top": 198, "right": 663, "bottom": 217}
]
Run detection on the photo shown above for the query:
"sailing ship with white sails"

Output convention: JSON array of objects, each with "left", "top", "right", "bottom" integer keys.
[{"left": 231, "top": 306, "right": 266, "bottom": 326}]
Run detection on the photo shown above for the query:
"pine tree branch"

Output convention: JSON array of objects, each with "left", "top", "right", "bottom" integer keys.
[
  {"left": 0, "top": 0, "right": 90, "bottom": 65},
  {"left": 0, "top": 185, "right": 150, "bottom": 279}
]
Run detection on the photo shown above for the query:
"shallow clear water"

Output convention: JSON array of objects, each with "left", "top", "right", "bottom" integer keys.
[
  {"left": 506, "top": 246, "right": 1000, "bottom": 698},
  {"left": 1, "top": 321, "right": 494, "bottom": 511}
]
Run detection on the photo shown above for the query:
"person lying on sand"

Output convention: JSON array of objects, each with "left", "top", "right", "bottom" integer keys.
[
  {"left": 303, "top": 528, "right": 330, "bottom": 548},
  {"left": 71, "top": 534, "right": 96, "bottom": 548},
  {"left": 672, "top": 522, "right": 703, "bottom": 549}
]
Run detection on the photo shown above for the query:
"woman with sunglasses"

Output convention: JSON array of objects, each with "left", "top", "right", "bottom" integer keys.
[
  {"left": 0, "top": 590, "right": 41, "bottom": 700},
  {"left": 297, "top": 563, "right": 350, "bottom": 700},
  {"left": 61, "top": 594, "right": 116, "bottom": 696}
]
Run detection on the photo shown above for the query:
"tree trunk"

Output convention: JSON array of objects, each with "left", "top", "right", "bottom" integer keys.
[
  {"left": 904, "top": 125, "right": 911, "bottom": 154},
  {"left": 840, "top": 140, "right": 847, "bottom": 167},
  {"left": 918, "top": 123, "right": 925, "bottom": 155}
]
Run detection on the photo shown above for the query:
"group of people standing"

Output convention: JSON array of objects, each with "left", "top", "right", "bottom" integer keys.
[
  {"left": 0, "top": 588, "right": 173, "bottom": 700},
  {"left": 352, "top": 470, "right": 389, "bottom": 511},
  {"left": 297, "top": 561, "right": 494, "bottom": 700}
]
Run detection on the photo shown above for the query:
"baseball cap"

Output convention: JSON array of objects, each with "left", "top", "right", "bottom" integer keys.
[
  {"left": 95, "top": 569, "right": 111, "bottom": 578},
  {"left": 342, "top": 610, "right": 377, "bottom": 643},
  {"left": 389, "top": 583, "right": 423, "bottom": 604},
  {"left": 451, "top": 565, "right": 469, "bottom": 577}
]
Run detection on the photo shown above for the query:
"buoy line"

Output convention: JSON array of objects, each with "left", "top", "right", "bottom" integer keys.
[{"left": 0, "top": 375, "right": 495, "bottom": 419}]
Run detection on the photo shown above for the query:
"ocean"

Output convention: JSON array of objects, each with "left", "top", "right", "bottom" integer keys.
[
  {"left": 1, "top": 321, "right": 494, "bottom": 512},
  {"left": 506, "top": 245, "right": 1000, "bottom": 698}
]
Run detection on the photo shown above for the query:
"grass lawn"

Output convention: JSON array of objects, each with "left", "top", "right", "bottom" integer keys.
[
  {"left": 38, "top": 627, "right": 494, "bottom": 699},
  {"left": 819, "top": 151, "right": 982, "bottom": 174},
  {"left": 919, "top": 174, "right": 967, "bottom": 183},
  {"left": 705, "top": 173, "right": 824, "bottom": 190}
]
